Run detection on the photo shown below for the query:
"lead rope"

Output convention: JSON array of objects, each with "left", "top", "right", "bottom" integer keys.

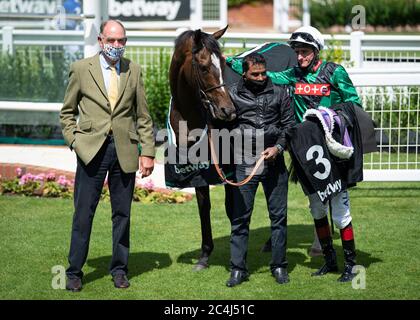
[{"left": 208, "top": 130, "right": 266, "bottom": 187}]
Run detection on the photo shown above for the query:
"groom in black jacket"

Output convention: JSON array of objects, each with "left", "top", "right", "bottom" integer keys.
[{"left": 226, "top": 53, "right": 295, "bottom": 287}]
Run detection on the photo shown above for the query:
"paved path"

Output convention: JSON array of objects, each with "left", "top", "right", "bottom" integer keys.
[{"left": 0, "top": 145, "right": 195, "bottom": 193}]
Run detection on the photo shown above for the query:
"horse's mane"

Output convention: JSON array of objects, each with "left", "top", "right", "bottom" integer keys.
[{"left": 174, "top": 30, "right": 222, "bottom": 57}]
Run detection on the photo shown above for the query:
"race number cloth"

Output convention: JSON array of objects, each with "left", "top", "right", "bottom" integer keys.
[
  {"left": 287, "top": 106, "right": 363, "bottom": 203},
  {"left": 164, "top": 100, "right": 233, "bottom": 188}
]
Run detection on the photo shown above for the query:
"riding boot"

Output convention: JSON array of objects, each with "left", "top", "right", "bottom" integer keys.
[
  {"left": 311, "top": 217, "right": 338, "bottom": 276},
  {"left": 338, "top": 222, "right": 357, "bottom": 282}
]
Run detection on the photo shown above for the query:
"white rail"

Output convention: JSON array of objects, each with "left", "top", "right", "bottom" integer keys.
[
  {"left": 1, "top": 28, "right": 420, "bottom": 66},
  {"left": 348, "top": 68, "right": 420, "bottom": 86}
]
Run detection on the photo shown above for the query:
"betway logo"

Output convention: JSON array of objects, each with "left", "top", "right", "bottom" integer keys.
[
  {"left": 317, "top": 179, "right": 342, "bottom": 202},
  {"left": 174, "top": 162, "right": 209, "bottom": 174},
  {"left": 109, "top": 0, "right": 182, "bottom": 21},
  {"left": 0, "top": 0, "right": 57, "bottom": 14}
]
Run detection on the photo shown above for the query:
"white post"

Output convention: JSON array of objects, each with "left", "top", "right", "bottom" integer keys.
[
  {"left": 274, "top": 0, "right": 289, "bottom": 33},
  {"left": 220, "top": 0, "right": 228, "bottom": 28},
  {"left": 83, "top": 0, "right": 108, "bottom": 58},
  {"left": 302, "top": 0, "right": 310, "bottom": 27},
  {"left": 2, "top": 26, "right": 13, "bottom": 55},
  {"left": 273, "top": 0, "right": 279, "bottom": 31},
  {"left": 350, "top": 31, "right": 364, "bottom": 68},
  {"left": 191, "top": 0, "right": 203, "bottom": 29}
]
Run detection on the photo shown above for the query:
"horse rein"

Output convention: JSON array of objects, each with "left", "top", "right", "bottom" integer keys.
[{"left": 192, "top": 45, "right": 266, "bottom": 187}]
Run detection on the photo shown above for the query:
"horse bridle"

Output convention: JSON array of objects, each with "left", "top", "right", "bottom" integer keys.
[
  {"left": 191, "top": 47, "right": 227, "bottom": 120},
  {"left": 191, "top": 45, "right": 266, "bottom": 187}
]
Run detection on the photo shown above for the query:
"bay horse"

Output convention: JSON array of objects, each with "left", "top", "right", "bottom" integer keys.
[{"left": 168, "top": 26, "right": 236, "bottom": 271}]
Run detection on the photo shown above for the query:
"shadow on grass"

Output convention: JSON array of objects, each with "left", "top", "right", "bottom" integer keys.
[
  {"left": 177, "top": 224, "right": 382, "bottom": 275},
  {"left": 84, "top": 251, "right": 172, "bottom": 284}
]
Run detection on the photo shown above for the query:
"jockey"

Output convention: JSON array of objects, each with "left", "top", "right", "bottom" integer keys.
[
  {"left": 268, "top": 26, "right": 362, "bottom": 121},
  {"left": 267, "top": 26, "right": 362, "bottom": 282}
]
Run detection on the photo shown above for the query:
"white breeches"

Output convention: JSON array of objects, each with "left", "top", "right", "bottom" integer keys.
[{"left": 308, "top": 190, "right": 352, "bottom": 229}]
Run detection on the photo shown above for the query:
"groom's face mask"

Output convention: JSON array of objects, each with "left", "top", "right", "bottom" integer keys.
[{"left": 243, "top": 63, "right": 268, "bottom": 93}]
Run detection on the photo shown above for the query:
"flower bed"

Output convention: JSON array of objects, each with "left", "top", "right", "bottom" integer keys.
[{"left": 0, "top": 166, "right": 192, "bottom": 204}]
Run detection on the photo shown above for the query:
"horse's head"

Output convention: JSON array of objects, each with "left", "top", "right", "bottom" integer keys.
[
  {"left": 171, "top": 26, "right": 236, "bottom": 124},
  {"left": 191, "top": 26, "right": 236, "bottom": 122}
]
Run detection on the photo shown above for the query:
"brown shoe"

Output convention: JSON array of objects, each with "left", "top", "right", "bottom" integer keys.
[
  {"left": 66, "top": 277, "right": 82, "bottom": 292},
  {"left": 112, "top": 274, "right": 130, "bottom": 289}
]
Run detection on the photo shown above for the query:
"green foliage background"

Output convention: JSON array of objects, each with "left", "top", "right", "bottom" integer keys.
[
  {"left": 0, "top": 48, "right": 172, "bottom": 129},
  {"left": 0, "top": 42, "right": 417, "bottom": 143},
  {"left": 310, "top": 0, "right": 420, "bottom": 29},
  {"left": 143, "top": 48, "right": 171, "bottom": 130},
  {"left": 228, "top": 0, "right": 271, "bottom": 7},
  {"left": 227, "top": 0, "right": 420, "bottom": 28},
  {"left": 0, "top": 48, "right": 70, "bottom": 102}
]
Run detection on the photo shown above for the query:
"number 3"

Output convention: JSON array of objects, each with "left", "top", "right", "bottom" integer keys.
[{"left": 306, "top": 145, "right": 331, "bottom": 180}]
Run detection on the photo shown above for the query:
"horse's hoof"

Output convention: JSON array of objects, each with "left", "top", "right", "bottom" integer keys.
[
  {"left": 308, "top": 247, "right": 323, "bottom": 257},
  {"left": 192, "top": 263, "right": 208, "bottom": 272}
]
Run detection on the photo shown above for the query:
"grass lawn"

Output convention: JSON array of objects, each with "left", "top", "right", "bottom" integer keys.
[{"left": 0, "top": 181, "right": 419, "bottom": 300}]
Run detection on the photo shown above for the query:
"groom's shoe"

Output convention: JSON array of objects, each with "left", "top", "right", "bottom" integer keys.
[
  {"left": 66, "top": 277, "right": 82, "bottom": 292},
  {"left": 112, "top": 274, "right": 130, "bottom": 289},
  {"left": 272, "top": 267, "right": 289, "bottom": 284},
  {"left": 226, "top": 270, "right": 249, "bottom": 287}
]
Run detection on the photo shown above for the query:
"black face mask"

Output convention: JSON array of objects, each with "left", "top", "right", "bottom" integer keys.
[{"left": 244, "top": 78, "right": 267, "bottom": 93}]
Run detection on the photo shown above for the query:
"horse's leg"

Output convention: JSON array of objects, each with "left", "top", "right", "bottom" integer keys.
[{"left": 194, "top": 186, "right": 213, "bottom": 271}]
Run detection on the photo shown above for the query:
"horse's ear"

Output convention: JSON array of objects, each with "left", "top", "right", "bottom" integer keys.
[
  {"left": 212, "top": 25, "right": 228, "bottom": 40},
  {"left": 193, "top": 29, "right": 203, "bottom": 52}
]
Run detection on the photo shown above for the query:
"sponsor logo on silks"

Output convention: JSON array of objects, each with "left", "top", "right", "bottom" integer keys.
[
  {"left": 317, "top": 179, "right": 342, "bottom": 202},
  {"left": 174, "top": 162, "right": 210, "bottom": 174},
  {"left": 295, "top": 83, "right": 331, "bottom": 96}
]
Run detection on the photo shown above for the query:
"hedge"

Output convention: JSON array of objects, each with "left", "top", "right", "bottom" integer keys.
[
  {"left": 1, "top": 44, "right": 416, "bottom": 146},
  {"left": 0, "top": 48, "right": 171, "bottom": 129},
  {"left": 311, "top": 0, "right": 420, "bottom": 29},
  {"left": 228, "top": 0, "right": 271, "bottom": 8}
]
